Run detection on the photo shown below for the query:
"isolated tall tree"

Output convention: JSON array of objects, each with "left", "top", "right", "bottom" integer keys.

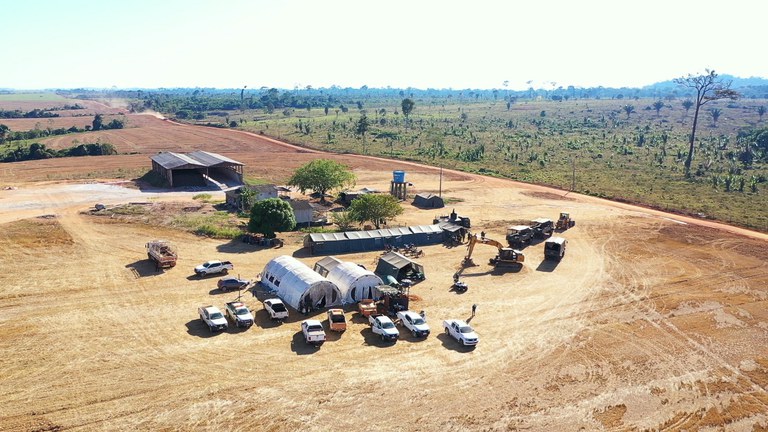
[
  {"left": 709, "top": 108, "right": 722, "bottom": 127},
  {"left": 681, "top": 99, "right": 694, "bottom": 116},
  {"left": 674, "top": 70, "right": 739, "bottom": 176},
  {"left": 248, "top": 198, "right": 296, "bottom": 239},
  {"left": 652, "top": 100, "right": 665, "bottom": 116},
  {"left": 623, "top": 104, "right": 635, "bottom": 119},
  {"left": 288, "top": 159, "right": 356, "bottom": 203},
  {"left": 92, "top": 114, "right": 103, "bottom": 131},
  {"left": 355, "top": 113, "right": 371, "bottom": 152},
  {"left": 758, "top": 106, "right": 766, "bottom": 122},
  {"left": 401, "top": 98, "right": 415, "bottom": 126},
  {"left": 348, "top": 193, "right": 403, "bottom": 229}
]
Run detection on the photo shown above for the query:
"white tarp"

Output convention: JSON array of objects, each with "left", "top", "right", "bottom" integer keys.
[
  {"left": 326, "top": 261, "right": 384, "bottom": 303},
  {"left": 261, "top": 255, "right": 342, "bottom": 311}
]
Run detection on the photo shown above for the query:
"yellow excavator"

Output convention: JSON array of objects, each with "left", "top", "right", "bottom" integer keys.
[{"left": 463, "top": 233, "right": 525, "bottom": 267}]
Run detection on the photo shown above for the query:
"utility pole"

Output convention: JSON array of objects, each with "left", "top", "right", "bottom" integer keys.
[
  {"left": 571, "top": 158, "right": 576, "bottom": 191},
  {"left": 439, "top": 165, "right": 443, "bottom": 197}
]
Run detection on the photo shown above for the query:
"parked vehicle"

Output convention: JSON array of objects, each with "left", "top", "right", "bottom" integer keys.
[
  {"left": 224, "top": 301, "right": 254, "bottom": 328},
  {"left": 301, "top": 319, "right": 326, "bottom": 345},
  {"left": 194, "top": 260, "right": 234, "bottom": 277},
  {"left": 263, "top": 298, "right": 289, "bottom": 320},
  {"left": 217, "top": 276, "right": 249, "bottom": 292},
  {"left": 556, "top": 212, "right": 576, "bottom": 230},
  {"left": 443, "top": 319, "right": 479, "bottom": 346},
  {"left": 453, "top": 280, "right": 468, "bottom": 293},
  {"left": 530, "top": 218, "right": 554, "bottom": 238},
  {"left": 327, "top": 309, "right": 347, "bottom": 332},
  {"left": 506, "top": 225, "right": 534, "bottom": 248},
  {"left": 369, "top": 314, "right": 399, "bottom": 342},
  {"left": 146, "top": 240, "right": 177, "bottom": 270},
  {"left": 198, "top": 305, "right": 228, "bottom": 332},
  {"left": 544, "top": 236, "right": 568, "bottom": 261},
  {"left": 396, "top": 310, "right": 430, "bottom": 338},
  {"left": 358, "top": 299, "right": 378, "bottom": 317}
]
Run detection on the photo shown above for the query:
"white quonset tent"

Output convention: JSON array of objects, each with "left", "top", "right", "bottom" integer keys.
[
  {"left": 261, "top": 255, "right": 342, "bottom": 312},
  {"left": 326, "top": 261, "right": 384, "bottom": 303}
]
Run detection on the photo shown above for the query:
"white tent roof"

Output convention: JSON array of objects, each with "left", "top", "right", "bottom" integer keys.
[
  {"left": 326, "top": 261, "right": 384, "bottom": 303},
  {"left": 261, "top": 255, "right": 342, "bottom": 311}
]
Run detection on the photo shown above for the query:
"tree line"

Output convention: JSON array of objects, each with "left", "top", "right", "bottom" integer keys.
[
  {"left": 1, "top": 142, "right": 117, "bottom": 163},
  {"left": 0, "top": 114, "right": 124, "bottom": 144}
]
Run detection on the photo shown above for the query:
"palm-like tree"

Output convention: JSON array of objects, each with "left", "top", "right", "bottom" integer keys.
[
  {"left": 710, "top": 108, "right": 722, "bottom": 127},
  {"left": 652, "top": 100, "right": 665, "bottom": 116},
  {"left": 623, "top": 104, "right": 635, "bottom": 119}
]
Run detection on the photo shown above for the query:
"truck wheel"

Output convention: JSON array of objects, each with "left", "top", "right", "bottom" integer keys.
[
  {"left": 222, "top": 269, "right": 228, "bottom": 275},
  {"left": 412, "top": 330, "right": 418, "bottom": 338},
  {"left": 445, "top": 328, "right": 449, "bottom": 335}
]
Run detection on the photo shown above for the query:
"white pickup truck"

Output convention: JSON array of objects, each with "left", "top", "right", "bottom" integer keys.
[
  {"left": 443, "top": 319, "right": 478, "bottom": 346},
  {"left": 396, "top": 310, "right": 430, "bottom": 338},
  {"left": 225, "top": 301, "right": 254, "bottom": 328},
  {"left": 198, "top": 305, "right": 228, "bottom": 332},
  {"left": 263, "top": 298, "right": 289, "bottom": 321},
  {"left": 301, "top": 320, "right": 326, "bottom": 345},
  {"left": 194, "top": 260, "right": 234, "bottom": 277},
  {"left": 369, "top": 314, "right": 400, "bottom": 342}
]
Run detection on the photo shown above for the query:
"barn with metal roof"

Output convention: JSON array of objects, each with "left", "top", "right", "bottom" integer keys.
[{"left": 150, "top": 151, "right": 244, "bottom": 188}]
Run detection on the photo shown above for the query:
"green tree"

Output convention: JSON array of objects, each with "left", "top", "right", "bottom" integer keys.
[
  {"left": 710, "top": 108, "right": 722, "bottom": 127},
  {"left": 248, "top": 198, "right": 296, "bottom": 238},
  {"left": 348, "top": 193, "right": 403, "bottom": 229},
  {"left": 652, "top": 100, "right": 665, "bottom": 116},
  {"left": 623, "top": 104, "right": 635, "bottom": 119},
  {"left": 401, "top": 98, "right": 415, "bottom": 126},
  {"left": 288, "top": 159, "right": 356, "bottom": 203},
  {"left": 355, "top": 114, "right": 371, "bottom": 152},
  {"left": 331, "top": 210, "right": 356, "bottom": 231},
  {"left": 674, "top": 70, "right": 739, "bottom": 177},
  {"left": 682, "top": 99, "right": 694, "bottom": 115},
  {"left": 758, "top": 106, "right": 766, "bottom": 122},
  {"left": 92, "top": 114, "right": 103, "bottom": 131},
  {"left": 0, "top": 124, "right": 9, "bottom": 144}
]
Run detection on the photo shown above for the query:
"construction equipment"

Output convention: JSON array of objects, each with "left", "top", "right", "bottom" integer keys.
[
  {"left": 530, "top": 218, "right": 554, "bottom": 238},
  {"left": 463, "top": 233, "right": 525, "bottom": 267},
  {"left": 506, "top": 225, "right": 533, "bottom": 248},
  {"left": 555, "top": 212, "right": 576, "bottom": 231}
]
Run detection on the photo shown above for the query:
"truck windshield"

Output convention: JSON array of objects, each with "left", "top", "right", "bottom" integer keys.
[
  {"left": 412, "top": 317, "right": 425, "bottom": 325},
  {"left": 381, "top": 321, "right": 395, "bottom": 329},
  {"left": 459, "top": 326, "right": 473, "bottom": 333},
  {"left": 210, "top": 313, "right": 223, "bottom": 320},
  {"left": 236, "top": 308, "right": 249, "bottom": 315}
]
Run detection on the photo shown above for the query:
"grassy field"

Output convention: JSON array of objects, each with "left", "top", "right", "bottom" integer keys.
[
  {"left": 210, "top": 97, "right": 768, "bottom": 231},
  {"left": 0, "top": 92, "right": 67, "bottom": 101}
]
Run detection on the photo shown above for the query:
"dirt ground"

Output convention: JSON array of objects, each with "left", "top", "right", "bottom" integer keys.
[{"left": 1, "top": 106, "right": 768, "bottom": 431}]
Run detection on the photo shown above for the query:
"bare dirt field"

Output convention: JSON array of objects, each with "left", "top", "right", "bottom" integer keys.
[{"left": 1, "top": 105, "right": 768, "bottom": 431}]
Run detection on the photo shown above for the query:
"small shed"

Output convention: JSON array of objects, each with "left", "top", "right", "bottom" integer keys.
[
  {"left": 326, "top": 261, "right": 384, "bottom": 303},
  {"left": 290, "top": 200, "right": 314, "bottom": 226},
  {"left": 375, "top": 252, "right": 425, "bottom": 282},
  {"left": 261, "top": 255, "right": 342, "bottom": 312},
  {"left": 413, "top": 193, "right": 444, "bottom": 209},
  {"left": 225, "top": 184, "right": 278, "bottom": 211}
]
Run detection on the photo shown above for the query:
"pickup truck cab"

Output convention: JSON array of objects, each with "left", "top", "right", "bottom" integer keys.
[
  {"left": 396, "top": 310, "right": 430, "bottom": 338},
  {"left": 194, "top": 260, "right": 234, "bottom": 277},
  {"left": 198, "top": 305, "right": 228, "bottom": 332},
  {"left": 225, "top": 301, "right": 254, "bottom": 328},
  {"left": 369, "top": 314, "right": 399, "bottom": 342},
  {"left": 443, "top": 319, "right": 478, "bottom": 346},
  {"left": 301, "top": 319, "right": 326, "bottom": 345},
  {"left": 263, "top": 298, "right": 289, "bottom": 321},
  {"left": 327, "top": 309, "right": 347, "bottom": 332}
]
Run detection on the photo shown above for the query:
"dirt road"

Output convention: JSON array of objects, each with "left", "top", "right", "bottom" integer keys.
[{"left": 1, "top": 111, "right": 768, "bottom": 431}]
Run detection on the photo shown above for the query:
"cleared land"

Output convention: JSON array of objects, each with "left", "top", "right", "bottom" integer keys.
[{"left": 1, "top": 103, "right": 768, "bottom": 431}]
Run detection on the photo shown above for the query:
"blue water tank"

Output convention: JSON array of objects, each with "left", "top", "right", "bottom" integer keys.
[{"left": 393, "top": 170, "right": 405, "bottom": 183}]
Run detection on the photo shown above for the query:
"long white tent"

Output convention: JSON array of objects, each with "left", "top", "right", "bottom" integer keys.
[
  {"left": 261, "top": 255, "right": 342, "bottom": 312},
  {"left": 325, "top": 261, "right": 384, "bottom": 303}
]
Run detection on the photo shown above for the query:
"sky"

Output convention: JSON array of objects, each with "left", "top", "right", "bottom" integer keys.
[{"left": 2, "top": 0, "right": 765, "bottom": 91}]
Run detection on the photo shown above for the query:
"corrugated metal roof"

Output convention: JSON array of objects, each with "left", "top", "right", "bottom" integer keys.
[
  {"left": 151, "top": 152, "right": 206, "bottom": 169},
  {"left": 410, "top": 224, "right": 443, "bottom": 234},
  {"left": 188, "top": 150, "right": 243, "bottom": 167},
  {"left": 309, "top": 232, "right": 347, "bottom": 242}
]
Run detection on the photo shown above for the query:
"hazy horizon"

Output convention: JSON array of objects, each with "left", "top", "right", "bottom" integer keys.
[{"left": 2, "top": 0, "right": 765, "bottom": 91}]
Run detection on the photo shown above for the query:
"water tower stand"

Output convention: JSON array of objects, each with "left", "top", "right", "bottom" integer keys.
[{"left": 390, "top": 181, "right": 407, "bottom": 200}]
